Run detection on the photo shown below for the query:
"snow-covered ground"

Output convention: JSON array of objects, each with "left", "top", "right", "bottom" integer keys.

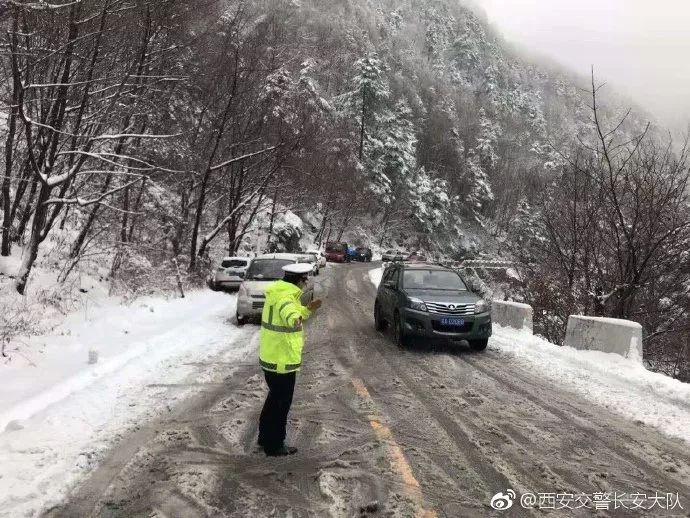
[
  {"left": 491, "top": 326, "right": 690, "bottom": 444},
  {"left": 367, "top": 266, "right": 384, "bottom": 288},
  {"left": 0, "top": 289, "right": 258, "bottom": 518},
  {"left": 368, "top": 267, "right": 690, "bottom": 445}
]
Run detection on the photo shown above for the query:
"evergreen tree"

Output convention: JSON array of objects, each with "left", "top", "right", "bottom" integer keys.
[
  {"left": 336, "top": 53, "right": 390, "bottom": 160},
  {"left": 464, "top": 150, "right": 494, "bottom": 214},
  {"left": 475, "top": 108, "right": 501, "bottom": 168},
  {"left": 378, "top": 100, "right": 417, "bottom": 201},
  {"left": 409, "top": 167, "right": 452, "bottom": 233}
]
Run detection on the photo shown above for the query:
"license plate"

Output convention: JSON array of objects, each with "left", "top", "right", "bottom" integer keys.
[{"left": 441, "top": 318, "right": 465, "bottom": 327}]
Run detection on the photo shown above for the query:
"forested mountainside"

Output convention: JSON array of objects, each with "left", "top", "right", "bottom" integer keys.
[
  {"left": 0, "top": 0, "right": 618, "bottom": 281},
  {"left": 1, "top": 0, "right": 688, "bottom": 380}
]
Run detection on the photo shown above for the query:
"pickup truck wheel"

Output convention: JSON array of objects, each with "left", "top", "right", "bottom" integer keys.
[
  {"left": 236, "top": 313, "right": 246, "bottom": 326},
  {"left": 374, "top": 302, "right": 386, "bottom": 331},
  {"left": 469, "top": 338, "right": 488, "bottom": 351},
  {"left": 394, "top": 312, "right": 409, "bottom": 348}
]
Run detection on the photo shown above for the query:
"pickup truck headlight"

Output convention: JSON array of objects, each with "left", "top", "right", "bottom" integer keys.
[
  {"left": 238, "top": 283, "right": 247, "bottom": 298},
  {"left": 408, "top": 297, "right": 427, "bottom": 312},
  {"left": 475, "top": 300, "right": 489, "bottom": 314}
]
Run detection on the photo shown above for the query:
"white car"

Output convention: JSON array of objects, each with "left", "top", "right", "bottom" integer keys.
[
  {"left": 300, "top": 253, "right": 321, "bottom": 276},
  {"left": 211, "top": 256, "right": 251, "bottom": 291},
  {"left": 382, "top": 249, "right": 405, "bottom": 262},
  {"left": 306, "top": 249, "right": 327, "bottom": 268},
  {"left": 236, "top": 253, "right": 315, "bottom": 325}
]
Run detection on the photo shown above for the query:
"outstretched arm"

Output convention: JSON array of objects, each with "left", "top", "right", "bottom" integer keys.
[{"left": 278, "top": 297, "right": 312, "bottom": 327}]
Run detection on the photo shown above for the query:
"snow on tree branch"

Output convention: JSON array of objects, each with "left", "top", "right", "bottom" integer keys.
[
  {"left": 209, "top": 146, "right": 279, "bottom": 172},
  {"left": 43, "top": 178, "right": 145, "bottom": 207}
]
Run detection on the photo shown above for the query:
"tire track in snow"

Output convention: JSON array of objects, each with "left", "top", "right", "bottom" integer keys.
[
  {"left": 327, "top": 265, "right": 531, "bottom": 516},
  {"left": 458, "top": 352, "right": 690, "bottom": 498}
]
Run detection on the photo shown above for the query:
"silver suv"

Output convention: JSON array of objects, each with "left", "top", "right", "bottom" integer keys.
[{"left": 236, "top": 253, "right": 314, "bottom": 325}]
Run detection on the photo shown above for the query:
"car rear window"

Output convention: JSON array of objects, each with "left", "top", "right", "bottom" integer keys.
[
  {"left": 245, "top": 259, "right": 293, "bottom": 280},
  {"left": 402, "top": 270, "right": 467, "bottom": 290},
  {"left": 221, "top": 259, "right": 248, "bottom": 268}
]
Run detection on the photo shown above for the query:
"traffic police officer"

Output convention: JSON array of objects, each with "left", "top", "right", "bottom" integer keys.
[{"left": 257, "top": 262, "right": 322, "bottom": 456}]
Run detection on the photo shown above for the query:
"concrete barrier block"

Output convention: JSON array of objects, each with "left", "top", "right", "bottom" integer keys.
[
  {"left": 492, "top": 300, "right": 533, "bottom": 333},
  {"left": 564, "top": 316, "right": 643, "bottom": 363}
]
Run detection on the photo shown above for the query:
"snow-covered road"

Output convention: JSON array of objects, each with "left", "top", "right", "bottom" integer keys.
[
  {"left": 40, "top": 263, "right": 690, "bottom": 517},
  {"left": 369, "top": 266, "right": 690, "bottom": 444},
  {"left": 0, "top": 290, "right": 258, "bottom": 517},
  {"left": 3, "top": 264, "right": 690, "bottom": 517}
]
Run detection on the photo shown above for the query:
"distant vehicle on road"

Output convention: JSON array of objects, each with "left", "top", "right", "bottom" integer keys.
[
  {"left": 307, "top": 248, "right": 327, "bottom": 268},
  {"left": 355, "top": 247, "right": 373, "bottom": 262},
  {"left": 236, "top": 253, "right": 315, "bottom": 325},
  {"left": 382, "top": 249, "right": 397, "bottom": 261},
  {"left": 382, "top": 249, "right": 406, "bottom": 262},
  {"left": 407, "top": 251, "right": 428, "bottom": 263},
  {"left": 346, "top": 245, "right": 359, "bottom": 262},
  {"left": 325, "top": 242, "right": 347, "bottom": 263},
  {"left": 374, "top": 262, "right": 491, "bottom": 350},
  {"left": 210, "top": 256, "right": 251, "bottom": 291},
  {"left": 299, "top": 253, "right": 321, "bottom": 276}
]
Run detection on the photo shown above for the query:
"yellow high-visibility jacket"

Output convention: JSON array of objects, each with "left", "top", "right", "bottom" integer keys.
[{"left": 259, "top": 280, "right": 312, "bottom": 373}]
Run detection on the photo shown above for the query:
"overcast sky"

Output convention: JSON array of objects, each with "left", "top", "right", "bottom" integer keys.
[{"left": 472, "top": 0, "right": 690, "bottom": 131}]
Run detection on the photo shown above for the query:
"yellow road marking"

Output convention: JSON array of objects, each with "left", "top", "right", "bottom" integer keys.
[{"left": 351, "top": 377, "right": 437, "bottom": 518}]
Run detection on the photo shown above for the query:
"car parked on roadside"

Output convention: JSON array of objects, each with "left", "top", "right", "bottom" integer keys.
[
  {"left": 210, "top": 256, "right": 251, "bottom": 291},
  {"left": 236, "top": 253, "right": 315, "bottom": 325},
  {"left": 407, "top": 251, "right": 428, "bottom": 263},
  {"left": 382, "top": 249, "right": 406, "bottom": 262},
  {"left": 382, "top": 249, "right": 397, "bottom": 261},
  {"left": 307, "top": 248, "right": 327, "bottom": 268},
  {"left": 355, "top": 247, "right": 373, "bottom": 262},
  {"left": 325, "top": 242, "right": 348, "bottom": 263},
  {"left": 374, "top": 263, "right": 491, "bottom": 350},
  {"left": 299, "top": 253, "right": 321, "bottom": 276}
]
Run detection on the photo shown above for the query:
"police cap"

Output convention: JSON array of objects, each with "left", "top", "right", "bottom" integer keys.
[{"left": 282, "top": 263, "right": 313, "bottom": 275}]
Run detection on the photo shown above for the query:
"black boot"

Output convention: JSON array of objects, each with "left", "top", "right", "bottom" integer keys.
[{"left": 264, "top": 445, "right": 298, "bottom": 457}]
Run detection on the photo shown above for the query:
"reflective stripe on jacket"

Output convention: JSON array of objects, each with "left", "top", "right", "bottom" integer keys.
[{"left": 259, "top": 280, "right": 312, "bottom": 374}]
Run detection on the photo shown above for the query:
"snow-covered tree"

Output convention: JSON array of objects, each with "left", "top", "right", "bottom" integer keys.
[
  {"left": 464, "top": 151, "right": 494, "bottom": 214},
  {"left": 475, "top": 108, "right": 502, "bottom": 168},
  {"left": 408, "top": 167, "right": 452, "bottom": 233},
  {"left": 377, "top": 101, "right": 417, "bottom": 201},
  {"left": 336, "top": 53, "right": 390, "bottom": 160}
]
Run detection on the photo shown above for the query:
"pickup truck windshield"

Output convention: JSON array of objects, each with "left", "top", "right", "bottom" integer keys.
[
  {"left": 245, "top": 259, "right": 293, "bottom": 280},
  {"left": 402, "top": 270, "right": 467, "bottom": 291}
]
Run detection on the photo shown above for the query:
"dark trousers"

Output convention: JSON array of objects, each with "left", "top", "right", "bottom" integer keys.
[{"left": 258, "top": 370, "right": 296, "bottom": 452}]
